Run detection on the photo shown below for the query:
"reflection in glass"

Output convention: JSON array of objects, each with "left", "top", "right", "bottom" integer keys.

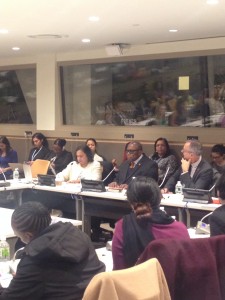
[
  {"left": 0, "top": 69, "right": 36, "bottom": 124},
  {"left": 60, "top": 55, "right": 225, "bottom": 127}
]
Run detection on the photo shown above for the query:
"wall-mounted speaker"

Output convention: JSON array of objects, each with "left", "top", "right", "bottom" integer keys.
[{"left": 105, "top": 44, "right": 123, "bottom": 56}]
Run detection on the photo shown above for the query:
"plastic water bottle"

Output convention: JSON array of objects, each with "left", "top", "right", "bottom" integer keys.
[
  {"left": 0, "top": 237, "right": 10, "bottom": 262},
  {"left": 175, "top": 181, "right": 183, "bottom": 194},
  {"left": 13, "top": 168, "right": 19, "bottom": 181}
]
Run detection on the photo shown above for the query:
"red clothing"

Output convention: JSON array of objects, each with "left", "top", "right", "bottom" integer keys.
[
  {"left": 112, "top": 218, "right": 190, "bottom": 270},
  {"left": 137, "top": 236, "right": 225, "bottom": 300}
]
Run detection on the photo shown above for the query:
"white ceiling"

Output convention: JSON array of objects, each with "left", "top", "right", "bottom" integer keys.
[{"left": 0, "top": 0, "right": 225, "bottom": 59}]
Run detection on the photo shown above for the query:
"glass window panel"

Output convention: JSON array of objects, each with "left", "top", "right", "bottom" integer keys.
[
  {"left": 0, "top": 68, "right": 36, "bottom": 124},
  {"left": 60, "top": 54, "right": 225, "bottom": 127}
]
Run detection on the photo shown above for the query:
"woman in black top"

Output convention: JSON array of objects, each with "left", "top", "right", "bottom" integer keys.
[
  {"left": 48, "top": 138, "right": 73, "bottom": 174},
  {"left": 27, "top": 132, "right": 50, "bottom": 162}
]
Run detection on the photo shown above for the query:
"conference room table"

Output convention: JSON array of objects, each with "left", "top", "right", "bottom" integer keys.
[{"left": 0, "top": 180, "right": 220, "bottom": 236}]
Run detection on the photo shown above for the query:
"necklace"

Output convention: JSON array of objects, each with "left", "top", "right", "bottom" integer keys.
[{"left": 31, "top": 147, "right": 43, "bottom": 161}]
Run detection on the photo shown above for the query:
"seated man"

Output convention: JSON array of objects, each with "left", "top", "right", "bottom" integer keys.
[
  {"left": 162, "top": 139, "right": 213, "bottom": 193},
  {"left": 210, "top": 172, "right": 225, "bottom": 236},
  {"left": 0, "top": 202, "right": 105, "bottom": 300},
  {"left": 109, "top": 141, "right": 158, "bottom": 189}
]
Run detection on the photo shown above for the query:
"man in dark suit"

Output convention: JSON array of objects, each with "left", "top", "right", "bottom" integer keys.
[
  {"left": 109, "top": 141, "right": 158, "bottom": 189},
  {"left": 162, "top": 139, "right": 213, "bottom": 193}
]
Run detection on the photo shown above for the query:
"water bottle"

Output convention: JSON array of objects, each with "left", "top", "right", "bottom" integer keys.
[
  {"left": 13, "top": 168, "right": 19, "bottom": 181},
  {"left": 0, "top": 237, "right": 10, "bottom": 262},
  {"left": 175, "top": 181, "right": 183, "bottom": 194}
]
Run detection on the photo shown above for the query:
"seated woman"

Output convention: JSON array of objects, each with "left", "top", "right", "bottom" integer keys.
[
  {"left": 1, "top": 201, "right": 105, "bottom": 299},
  {"left": 48, "top": 138, "right": 73, "bottom": 175},
  {"left": 86, "top": 138, "right": 114, "bottom": 185},
  {"left": 151, "top": 137, "right": 179, "bottom": 187},
  {"left": 210, "top": 144, "right": 225, "bottom": 174},
  {"left": 112, "top": 176, "right": 189, "bottom": 270},
  {"left": 0, "top": 136, "right": 18, "bottom": 180},
  {"left": 27, "top": 132, "right": 50, "bottom": 163},
  {"left": 57, "top": 144, "right": 102, "bottom": 183}
]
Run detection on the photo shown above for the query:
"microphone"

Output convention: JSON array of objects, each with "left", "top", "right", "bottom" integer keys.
[
  {"left": 159, "top": 166, "right": 170, "bottom": 188},
  {"left": 102, "top": 167, "right": 116, "bottom": 182},
  {"left": 0, "top": 168, "right": 11, "bottom": 187},
  {"left": 195, "top": 211, "right": 212, "bottom": 235}
]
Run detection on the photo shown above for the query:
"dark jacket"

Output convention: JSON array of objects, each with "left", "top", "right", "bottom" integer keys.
[
  {"left": 115, "top": 154, "right": 158, "bottom": 184},
  {"left": 0, "top": 222, "right": 105, "bottom": 300},
  {"left": 28, "top": 146, "right": 50, "bottom": 161},
  {"left": 165, "top": 158, "right": 213, "bottom": 192},
  {"left": 48, "top": 150, "right": 73, "bottom": 174},
  {"left": 210, "top": 205, "right": 225, "bottom": 236}
]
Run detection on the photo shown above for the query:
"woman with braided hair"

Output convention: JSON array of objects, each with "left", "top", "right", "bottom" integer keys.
[
  {"left": 112, "top": 176, "right": 189, "bottom": 270},
  {"left": 0, "top": 202, "right": 105, "bottom": 300}
]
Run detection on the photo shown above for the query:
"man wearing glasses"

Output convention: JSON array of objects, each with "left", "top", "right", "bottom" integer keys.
[
  {"left": 108, "top": 141, "right": 158, "bottom": 189},
  {"left": 162, "top": 139, "right": 213, "bottom": 193}
]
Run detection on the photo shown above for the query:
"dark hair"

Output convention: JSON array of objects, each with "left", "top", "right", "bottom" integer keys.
[
  {"left": 32, "top": 132, "right": 49, "bottom": 148},
  {"left": 127, "top": 177, "right": 161, "bottom": 221},
  {"left": 75, "top": 145, "right": 93, "bottom": 162},
  {"left": 211, "top": 144, "right": 225, "bottom": 156},
  {"left": 216, "top": 172, "right": 225, "bottom": 200},
  {"left": 86, "top": 138, "right": 97, "bottom": 147},
  {"left": 11, "top": 202, "right": 51, "bottom": 235},
  {"left": 0, "top": 136, "right": 12, "bottom": 155},
  {"left": 152, "top": 137, "right": 171, "bottom": 159},
  {"left": 54, "top": 138, "right": 66, "bottom": 149}
]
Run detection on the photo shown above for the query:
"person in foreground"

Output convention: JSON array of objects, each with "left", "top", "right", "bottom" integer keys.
[
  {"left": 0, "top": 202, "right": 105, "bottom": 300},
  {"left": 112, "top": 177, "right": 189, "bottom": 270},
  {"left": 162, "top": 139, "right": 213, "bottom": 193},
  {"left": 210, "top": 172, "right": 225, "bottom": 236},
  {"left": 109, "top": 141, "right": 158, "bottom": 189}
]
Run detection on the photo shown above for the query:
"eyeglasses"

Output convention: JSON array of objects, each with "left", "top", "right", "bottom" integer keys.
[{"left": 126, "top": 149, "right": 139, "bottom": 154}]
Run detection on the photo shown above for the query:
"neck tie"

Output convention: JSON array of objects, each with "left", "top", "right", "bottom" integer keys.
[{"left": 130, "top": 161, "right": 135, "bottom": 169}]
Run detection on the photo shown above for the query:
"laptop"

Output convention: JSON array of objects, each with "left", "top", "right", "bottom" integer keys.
[
  {"left": 81, "top": 179, "right": 106, "bottom": 192},
  {"left": 23, "top": 163, "right": 33, "bottom": 182},
  {"left": 8, "top": 163, "right": 24, "bottom": 173},
  {"left": 183, "top": 188, "right": 212, "bottom": 204}
]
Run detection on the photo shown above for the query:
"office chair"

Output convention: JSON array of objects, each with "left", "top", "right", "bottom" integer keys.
[
  {"left": 31, "top": 159, "right": 50, "bottom": 178},
  {"left": 82, "top": 258, "right": 171, "bottom": 300}
]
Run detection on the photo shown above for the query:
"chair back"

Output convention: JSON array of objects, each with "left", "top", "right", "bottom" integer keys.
[
  {"left": 137, "top": 236, "right": 225, "bottom": 300},
  {"left": 82, "top": 258, "right": 171, "bottom": 300},
  {"left": 31, "top": 159, "right": 50, "bottom": 178}
]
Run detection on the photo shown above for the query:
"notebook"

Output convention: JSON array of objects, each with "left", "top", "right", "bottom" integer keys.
[{"left": 183, "top": 188, "right": 212, "bottom": 204}]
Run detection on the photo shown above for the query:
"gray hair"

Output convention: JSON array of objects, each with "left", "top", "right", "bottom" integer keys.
[{"left": 186, "top": 139, "right": 202, "bottom": 156}]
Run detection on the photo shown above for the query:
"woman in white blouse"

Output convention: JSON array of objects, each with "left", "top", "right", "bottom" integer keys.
[{"left": 57, "top": 145, "right": 102, "bottom": 183}]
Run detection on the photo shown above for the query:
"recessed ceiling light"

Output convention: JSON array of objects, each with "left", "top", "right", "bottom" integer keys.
[
  {"left": 28, "top": 34, "right": 68, "bottom": 39},
  {"left": 0, "top": 29, "right": 9, "bottom": 34},
  {"left": 88, "top": 16, "right": 99, "bottom": 22},
  {"left": 169, "top": 29, "right": 178, "bottom": 33},
  {"left": 206, "top": 0, "right": 219, "bottom": 4},
  {"left": 82, "top": 38, "right": 90, "bottom": 43},
  {"left": 12, "top": 47, "right": 20, "bottom": 51}
]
